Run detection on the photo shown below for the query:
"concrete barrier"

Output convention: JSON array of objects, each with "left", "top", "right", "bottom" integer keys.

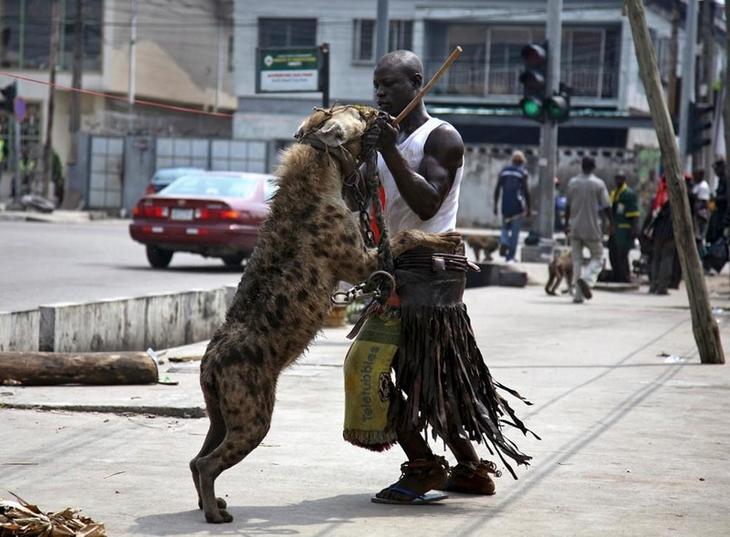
[
  {"left": 182, "top": 288, "right": 227, "bottom": 343},
  {"left": 0, "top": 309, "right": 40, "bottom": 351},
  {"left": 32, "top": 287, "right": 230, "bottom": 353},
  {"left": 144, "top": 292, "right": 188, "bottom": 351},
  {"left": 40, "top": 297, "right": 147, "bottom": 352}
]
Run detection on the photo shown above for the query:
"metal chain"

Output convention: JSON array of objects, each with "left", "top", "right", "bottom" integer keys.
[{"left": 332, "top": 112, "right": 396, "bottom": 306}]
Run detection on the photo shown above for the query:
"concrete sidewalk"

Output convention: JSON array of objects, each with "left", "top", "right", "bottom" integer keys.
[
  {"left": 2, "top": 268, "right": 730, "bottom": 536},
  {"left": 0, "top": 208, "right": 111, "bottom": 223}
]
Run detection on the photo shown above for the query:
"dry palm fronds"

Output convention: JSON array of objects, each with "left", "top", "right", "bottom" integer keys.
[{"left": 0, "top": 492, "right": 105, "bottom": 537}]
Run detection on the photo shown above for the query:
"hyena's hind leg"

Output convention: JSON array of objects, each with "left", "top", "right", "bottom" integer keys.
[
  {"left": 196, "top": 375, "right": 275, "bottom": 524},
  {"left": 190, "top": 386, "right": 228, "bottom": 510}
]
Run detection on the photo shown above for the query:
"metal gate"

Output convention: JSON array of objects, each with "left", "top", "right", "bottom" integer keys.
[
  {"left": 156, "top": 138, "right": 209, "bottom": 169},
  {"left": 88, "top": 136, "right": 124, "bottom": 209},
  {"left": 211, "top": 140, "right": 267, "bottom": 173}
]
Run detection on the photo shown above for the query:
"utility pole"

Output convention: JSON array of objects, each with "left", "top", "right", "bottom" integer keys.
[
  {"left": 536, "top": 0, "right": 562, "bottom": 242},
  {"left": 215, "top": 24, "right": 223, "bottom": 112},
  {"left": 625, "top": 0, "right": 724, "bottom": 365},
  {"left": 128, "top": 0, "right": 138, "bottom": 129},
  {"left": 678, "top": 0, "right": 698, "bottom": 169},
  {"left": 68, "top": 0, "right": 83, "bottom": 164},
  {"left": 699, "top": 0, "right": 715, "bottom": 176},
  {"left": 375, "top": 0, "right": 389, "bottom": 63},
  {"left": 42, "top": 0, "right": 60, "bottom": 198}
]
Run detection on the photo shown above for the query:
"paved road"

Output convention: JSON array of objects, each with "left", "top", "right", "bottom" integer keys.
[
  {"left": 0, "top": 220, "right": 243, "bottom": 311},
  {"left": 2, "top": 271, "right": 729, "bottom": 536}
]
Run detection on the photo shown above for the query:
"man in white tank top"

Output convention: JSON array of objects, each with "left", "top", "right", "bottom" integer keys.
[{"left": 360, "top": 51, "right": 532, "bottom": 505}]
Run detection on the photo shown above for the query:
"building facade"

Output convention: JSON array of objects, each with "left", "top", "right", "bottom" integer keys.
[
  {"left": 233, "top": 0, "right": 725, "bottom": 225},
  {"left": 0, "top": 0, "right": 235, "bottom": 204}
]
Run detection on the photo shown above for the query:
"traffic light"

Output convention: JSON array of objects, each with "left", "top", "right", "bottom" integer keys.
[
  {"left": 688, "top": 101, "right": 713, "bottom": 153},
  {"left": 0, "top": 82, "right": 16, "bottom": 115},
  {"left": 545, "top": 83, "right": 571, "bottom": 123},
  {"left": 518, "top": 43, "right": 547, "bottom": 122}
]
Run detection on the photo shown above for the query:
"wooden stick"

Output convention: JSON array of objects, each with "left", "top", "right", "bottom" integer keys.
[
  {"left": 393, "top": 46, "right": 463, "bottom": 126},
  {"left": 625, "top": 0, "right": 724, "bottom": 365}
]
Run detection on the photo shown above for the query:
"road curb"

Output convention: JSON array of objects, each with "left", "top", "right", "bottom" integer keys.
[{"left": 0, "top": 402, "right": 206, "bottom": 418}]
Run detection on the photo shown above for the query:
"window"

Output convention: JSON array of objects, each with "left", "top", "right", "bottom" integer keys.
[
  {"left": 0, "top": 0, "right": 102, "bottom": 71},
  {"left": 258, "top": 18, "right": 317, "bottom": 48},
  {"left": 561, "top": 27, "right": 620, "bottom": 98},
  {"left": 486, "top": 27, "right": 544, "bottom": 95},
  {"left": 649, "top": 29, "right": 672, "bottom": 83},
  {"left": 352, "top": 19, "right": 413, "bottom": 62}
]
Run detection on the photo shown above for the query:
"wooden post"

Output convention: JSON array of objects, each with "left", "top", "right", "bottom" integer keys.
[{"left": 625, "top": 0, "right": 724, "bottom": 365}]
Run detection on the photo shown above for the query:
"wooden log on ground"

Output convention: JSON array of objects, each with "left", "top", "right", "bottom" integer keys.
[
  {"left": 625, "top": 0, "right": 725, "bottom": 364},
  {"left": 0, "top": 351, "right": 159, "bottom": 385}
]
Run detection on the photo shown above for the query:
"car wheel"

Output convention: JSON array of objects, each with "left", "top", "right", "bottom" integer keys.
[
  {"left": 146, "top": 245, "right": 174, "bottom": 268},
  {"left": 221, "top": 253, "right": 246, "bottom": 267}
]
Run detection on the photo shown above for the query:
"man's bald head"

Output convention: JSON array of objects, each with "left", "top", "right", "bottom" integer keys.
[{"left": 375, "top": 50, "right": 423, "bottom": 87}]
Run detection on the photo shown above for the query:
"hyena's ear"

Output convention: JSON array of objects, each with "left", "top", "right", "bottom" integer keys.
[{"left": 314, "top": 123, "right": 345, "bottom": 146}]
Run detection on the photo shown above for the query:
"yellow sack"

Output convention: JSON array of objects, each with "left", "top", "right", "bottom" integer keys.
[{"left": 343, "top": 313, "right": 400, "bottom": 451}]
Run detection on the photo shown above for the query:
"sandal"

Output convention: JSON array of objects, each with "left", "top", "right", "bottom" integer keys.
[
  {"left": 372, "top": 457, "right": 450, "bottom": 505},
  {"left": 442, "top": 459, "right": 501, "bottom": 495}
]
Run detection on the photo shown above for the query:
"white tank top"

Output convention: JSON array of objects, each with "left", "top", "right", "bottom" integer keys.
[{"left": 377, "top": 117, "right": 463, "bottom": 234}]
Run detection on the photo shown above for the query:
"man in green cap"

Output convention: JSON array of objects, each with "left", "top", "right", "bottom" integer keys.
[{"left": 608, "top": 171, "right": 640, "bottom": 282}]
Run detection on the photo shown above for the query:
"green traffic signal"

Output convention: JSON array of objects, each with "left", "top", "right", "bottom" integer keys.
[
  {"left": 519, "top": 42, "right": 547, "bottom": 122},
  {"left": 520, "top": 97, "right": 543, "bottom": 119},
  {"left": 545, "top": 94, "right": 570, "bottom": 122}
]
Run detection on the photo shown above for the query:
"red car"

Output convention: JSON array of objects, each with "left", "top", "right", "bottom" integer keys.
[{"left": 130, "top": 171, "right": 277, "bottom": 268}]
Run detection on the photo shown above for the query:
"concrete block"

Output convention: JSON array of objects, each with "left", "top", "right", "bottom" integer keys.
[
  {"left": 520, "top": 244, "right": 554, "bottom": 263},
  {"left": 498, "top": 270, "right": 528, "bottom": 287},
  {"left": 144, "top": 292, "right": 186, "bottom": 351},
  {"left": 465, "top": 263, "right": 501, "bottom": 288},
  {"left": 183, "top": 289, "right": 227, "bottom": 343},
  {"left": 40, "top": 297, "right": 147, "bottom": 352},
  {"left": 0, "top": 309, "right": 40, "bottom": 351},
  {"left": 224, "top": 284, "right": 238, "bottom": 308}
]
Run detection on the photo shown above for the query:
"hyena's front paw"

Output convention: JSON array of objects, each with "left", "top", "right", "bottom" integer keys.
[
  {"left": 431, "top": 231, "right": 463, "bottom": 253},
  {"left": 392, "top": 230, "right": 462, "bottom": 255}
]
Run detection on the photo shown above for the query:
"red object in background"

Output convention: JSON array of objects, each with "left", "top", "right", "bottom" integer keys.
[
  {"left": 129, "top": 171, "right": 276, "bottom": 268},
  {"left": 369, "top": 186, "right": 386, "bottom": 243}
]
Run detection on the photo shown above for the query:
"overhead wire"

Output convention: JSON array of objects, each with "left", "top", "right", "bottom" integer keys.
[{"left": 0, "top": 70, "right": 234, "bottom": 118}]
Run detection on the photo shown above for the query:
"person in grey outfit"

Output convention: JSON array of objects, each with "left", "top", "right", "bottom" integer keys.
[{"left": 565, "top": 156, "right": 613, "bottom": 303}]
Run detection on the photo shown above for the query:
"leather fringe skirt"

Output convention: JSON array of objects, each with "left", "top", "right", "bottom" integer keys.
[{"left": 389, "top": 247, "right": 536, "bottom": 479}]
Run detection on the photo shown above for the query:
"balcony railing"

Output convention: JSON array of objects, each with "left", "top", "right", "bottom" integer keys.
[{"left": 426, "top": 61, "right": 618, "bottom": 100}]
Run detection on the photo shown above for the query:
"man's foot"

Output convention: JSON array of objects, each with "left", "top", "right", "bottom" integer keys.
[
  {"left": 572, "top": 296, "right": 584, "bottom": 304},
  {"left": 374, "top": 457, "right": 449, "bottom": 504},
  {"left": 576, "top": 278, "right": 593, "bottom": 299},
  {"left": 442, "top": 459, "right": 501, "bottom": 495}
]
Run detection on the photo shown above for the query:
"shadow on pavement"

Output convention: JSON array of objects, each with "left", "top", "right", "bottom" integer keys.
[
  {"left": 99, "top": 263, "right": 245, "bottom": 274},
  {"left": 131, "top": 493, "right": 475, "bottom": 535}
]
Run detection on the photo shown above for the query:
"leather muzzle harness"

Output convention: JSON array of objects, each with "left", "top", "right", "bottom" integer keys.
[{"left": 297, "top": 107, "right": 396, "bottom": 307}]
